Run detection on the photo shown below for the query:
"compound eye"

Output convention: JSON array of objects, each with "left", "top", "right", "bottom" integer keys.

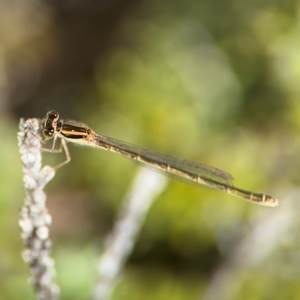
[
  {"left": 43, "top": 129, "right": 53, "bottom": 138},
  {"left": 47, "top": 110, "right": 59, "bottom": 121}
]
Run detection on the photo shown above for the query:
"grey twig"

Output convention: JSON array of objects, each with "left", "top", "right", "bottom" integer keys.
[
  {"left": 18, "top": 118, "right": 59, "bottom": 300},
  {"left": 92, "top": 167, "right": 168, "bottom": 300}
]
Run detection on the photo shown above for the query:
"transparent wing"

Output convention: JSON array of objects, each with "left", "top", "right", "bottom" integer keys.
[{"left": 94, "top": 134, "right": 234, "bottom": 186}]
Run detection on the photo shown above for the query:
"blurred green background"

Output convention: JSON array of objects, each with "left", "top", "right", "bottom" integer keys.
[{"left": 1, "top": 0, "right": 300, "bottom": 299}]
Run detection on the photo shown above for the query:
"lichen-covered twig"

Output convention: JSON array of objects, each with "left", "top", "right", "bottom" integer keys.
[{"left": 18, "top": 118, "right": 59, "bottom": 300}]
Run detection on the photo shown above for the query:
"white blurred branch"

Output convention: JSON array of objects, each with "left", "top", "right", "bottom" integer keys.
[
  {"left": 202, "top": 192, "right": 292, "bottom": 300},
  {"left": 92, "top": 167, "right": 168, "bottom": 300},
  {"left": 18, "top": 118, "right": 59, "bottom": 300}
]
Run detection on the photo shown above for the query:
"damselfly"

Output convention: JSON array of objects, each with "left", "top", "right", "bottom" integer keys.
[{"left": 41, "top": 110, "right": 278, "bottom": 207}]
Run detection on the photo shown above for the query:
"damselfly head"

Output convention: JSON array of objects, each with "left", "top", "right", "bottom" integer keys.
[{"left": 42, "top": 110, "right": 60, "bottom": 138}]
